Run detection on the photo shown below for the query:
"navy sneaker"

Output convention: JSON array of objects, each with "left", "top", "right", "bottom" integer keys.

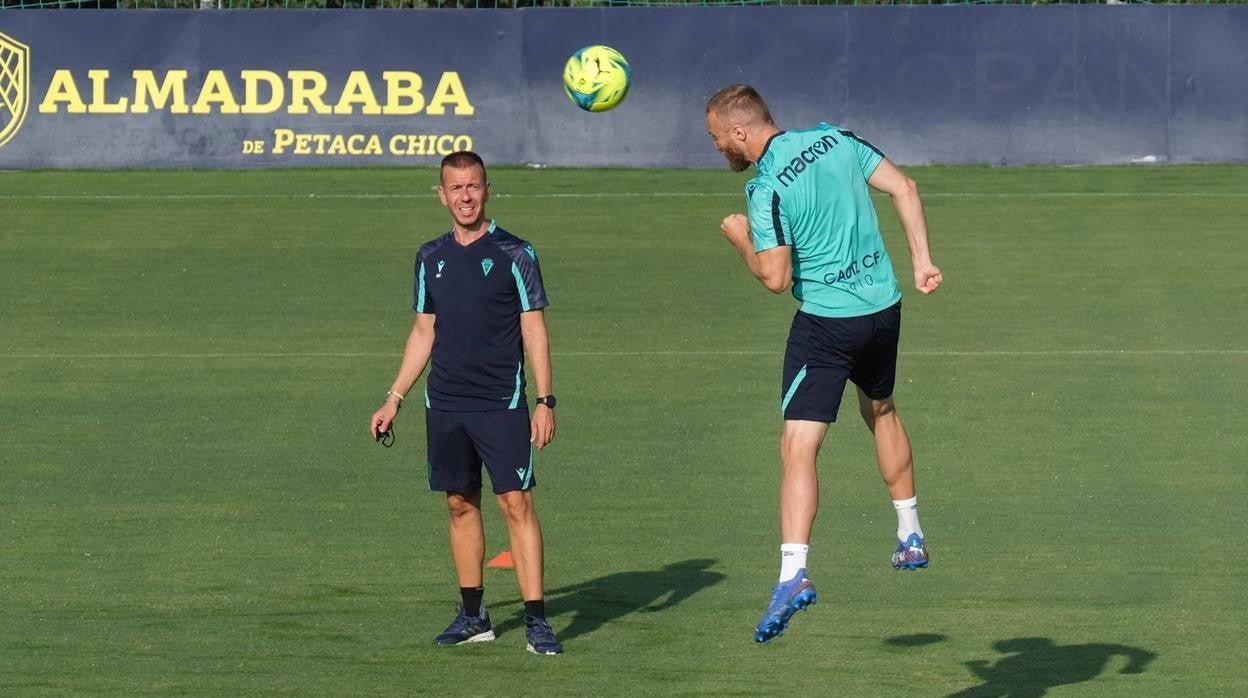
[
  {"left": 892, "top": 533, "right": 929, "bottom": 570},
  {"left": 524, "top": 615, "right": 563, "bottom": 655},
  {"left": 754, "top": 569, "right": 817, "bottom": 643},
  {"left": 434, "top": 605, "right": 495, "bottom": 645}
]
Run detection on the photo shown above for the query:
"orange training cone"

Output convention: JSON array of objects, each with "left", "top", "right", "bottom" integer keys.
[{"left": 487, "top": 550, "right": 514, "bottom": 569}]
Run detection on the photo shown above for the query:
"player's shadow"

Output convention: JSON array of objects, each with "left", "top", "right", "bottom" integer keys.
[
  {"left": 946, "top": 637, "right": 1156, "bottom": 697},
  {"left": 886, "top": 632, "right": 949, "bottom": 647},
  {"left": 494, "top": 558, "right": 725, "bottom": 641}
]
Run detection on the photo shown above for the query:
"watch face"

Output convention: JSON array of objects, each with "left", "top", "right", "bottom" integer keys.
[{"left": 539, "top": 395, "right": 556, "bottom": 408}]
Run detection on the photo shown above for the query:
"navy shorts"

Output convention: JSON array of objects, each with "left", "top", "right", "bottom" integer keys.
[
  {"left": 780, "top": 302, "right": 902, "bottom": 423},
  {"left": 425, "top": 408, "right": 535, "bottom": 494}
]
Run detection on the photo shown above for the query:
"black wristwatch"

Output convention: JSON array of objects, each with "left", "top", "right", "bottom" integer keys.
[{"left": 536, "top": 395, "right": 557, "bottom": 410}]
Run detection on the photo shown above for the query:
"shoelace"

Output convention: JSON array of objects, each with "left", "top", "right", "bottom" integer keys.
[
  {"left": 527, "top": 618, "right": 557, "bottom": 641},
  {"left": 447, "top": 607, "right": 481, "bottom": 633}
]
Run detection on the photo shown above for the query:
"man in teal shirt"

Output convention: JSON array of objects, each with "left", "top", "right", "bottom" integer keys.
[{"left": 705, "top": 84, "right": 943, "bottom": 643}]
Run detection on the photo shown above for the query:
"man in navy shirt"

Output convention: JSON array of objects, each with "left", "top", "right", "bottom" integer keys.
[{"left": 370, "top": 151, "right": 562, "bottom": 656}]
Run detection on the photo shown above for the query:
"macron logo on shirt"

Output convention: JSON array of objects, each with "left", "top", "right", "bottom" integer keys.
[{"left": 775, "top": 134, "right": 840, "bottom": 188}]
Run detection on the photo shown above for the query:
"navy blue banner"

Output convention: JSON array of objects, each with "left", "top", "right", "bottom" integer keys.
[
  {"left": 0, "top": 11, "right": 524, "bottom": 167},
  {"left": 0, "top": 7, "right": 1244, "bottom": 168}
]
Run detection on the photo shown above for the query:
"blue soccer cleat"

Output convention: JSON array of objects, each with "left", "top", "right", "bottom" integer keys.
[
  {"left": 434, "top": 605, "right": 495, "bottom": 645},
  {"left": 892, "top": 533, "right": 929, "bottom": 570},
  {"left": 525, "top": 615, "right": 564, "bottom": 655},
  {"left": 754, "top": 569, "right": 817, "bottom": 643}
]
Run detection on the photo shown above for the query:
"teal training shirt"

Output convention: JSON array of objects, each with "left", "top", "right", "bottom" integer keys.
[{"left": 745, "top": 123, "right": 902, "bottom": 318}]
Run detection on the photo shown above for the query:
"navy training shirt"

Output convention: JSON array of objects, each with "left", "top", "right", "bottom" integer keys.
[{"left": 413, "top": 220, "right": 549, "bottom": 412}]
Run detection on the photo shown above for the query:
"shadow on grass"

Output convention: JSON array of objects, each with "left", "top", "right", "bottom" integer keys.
[
  {"left": 886, "top": 632, "right": 948, "bottom": 647},
  {"left": 494, "top": 558, "right": 725, "bottom": 641},
  {"left": 894, "top": 636, "right": 1156, "bottom": 697}
]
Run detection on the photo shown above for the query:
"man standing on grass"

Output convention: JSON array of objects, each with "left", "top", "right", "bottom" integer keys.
[
  {"left": 369, "top": 150, "right": 563, "bottom": 656},
  {"left": 705, "top": 85, "right": 943, "bottom": 643}
]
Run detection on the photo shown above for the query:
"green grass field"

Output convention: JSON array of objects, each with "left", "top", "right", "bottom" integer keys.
[{"left": 2, "top": 165, "right": 1246, "bottom": 696}]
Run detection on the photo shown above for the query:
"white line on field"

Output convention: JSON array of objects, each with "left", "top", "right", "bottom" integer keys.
[
  {"left": 0, "top": 192, "right": 1245, "bottom": 201},
  {"left": 2, "top": 349, "right": 1245, "bottom": 360}
]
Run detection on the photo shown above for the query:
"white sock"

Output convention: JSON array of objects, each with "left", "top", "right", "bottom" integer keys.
[
  {"left": 779, "top": 543, "right": 809, "bottom": 582},
  {"left": 893, "top": 496, "right": 924, "bottom": 541}
]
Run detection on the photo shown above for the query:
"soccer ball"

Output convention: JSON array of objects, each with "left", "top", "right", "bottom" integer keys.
[{"left": 562, "top": 45, "right": 631, "bottom": 113}]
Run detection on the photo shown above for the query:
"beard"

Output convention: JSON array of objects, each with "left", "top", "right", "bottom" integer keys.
[{"left": 723, "top": 147, "right": 751, "bottom": 172}]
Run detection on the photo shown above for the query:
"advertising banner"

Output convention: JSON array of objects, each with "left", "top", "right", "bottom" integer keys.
[
  {"left": 0, "top": 11, "right": 523, "bottom": 168},
  {"left": 0, "top": 7, "right": 1244, "bottom": 168}
]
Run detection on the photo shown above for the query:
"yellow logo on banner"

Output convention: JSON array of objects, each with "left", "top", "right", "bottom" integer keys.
[
  {"left": 36, "top": 69, "right": 475, "bottom": 116},
  {"left": 0, "top": 31, "right": 479, "bottom": 160},
  {"left": 0, "top": 31, "right": 31, "bottom": 150}
]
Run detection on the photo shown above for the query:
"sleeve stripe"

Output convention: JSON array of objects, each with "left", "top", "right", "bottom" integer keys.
[
  {"left": 839, "top": 129, "right": 884, "bottom": 158},
  {"left": 511, "top": 262, "right": 532, "bottom": 312},
  {"left": 415, "top": 259, "right": 427, "bottom": 313},
  {"left": 770, "top": 191, "right": 786, "bottom": 247}
]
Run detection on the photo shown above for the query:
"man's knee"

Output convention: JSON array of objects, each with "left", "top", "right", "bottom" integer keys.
[
  {"left": 446, "top": 492, "right": 481, "bottom": 519},
  {"left": 859, "top": 395, "right": 898, "bottom": 428},
  {"left": 858, "top": 403, "right": 876, "bottom": 427},
  {"left": 781, "top": 421, "right": 827, "bottom": 465},
  {"left": 496, "top": 490, "right": 536, "bottom": 524}
]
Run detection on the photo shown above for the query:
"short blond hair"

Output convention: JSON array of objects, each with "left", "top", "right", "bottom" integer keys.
[{"left": 705, "top": 84, "right": 775, "bottom": 126}]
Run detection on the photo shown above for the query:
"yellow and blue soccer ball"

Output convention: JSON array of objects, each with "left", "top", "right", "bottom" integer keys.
[{"left": 562, "top": 45, "right": 631, "bottom": 113}]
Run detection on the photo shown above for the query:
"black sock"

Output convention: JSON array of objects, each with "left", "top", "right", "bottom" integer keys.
[
  {"left": 461, "top": 587, "right": 484, "bottom": 617},
  {"left": 524, "top": 599, "right": 545, "bottom": 620}
]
